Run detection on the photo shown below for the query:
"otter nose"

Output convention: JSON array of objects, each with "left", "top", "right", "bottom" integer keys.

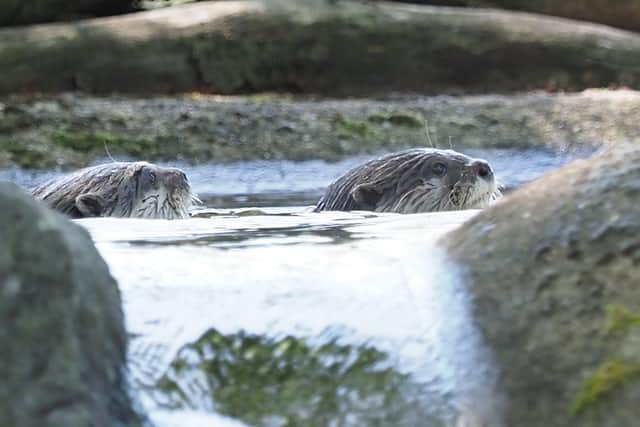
[{"left": 471, "top": 160, "right": 493, "bottom": 180}]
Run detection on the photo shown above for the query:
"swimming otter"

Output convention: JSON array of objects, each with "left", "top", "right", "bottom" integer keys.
[
  {"left": 31, "top": 162, "right": 197, "bottom": 219},
  {"left": 315, "top": 148, "right": 500, "bottom": 213}
]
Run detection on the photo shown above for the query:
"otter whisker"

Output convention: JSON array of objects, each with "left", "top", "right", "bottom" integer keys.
[
  {"left": 314, "top": 148, "right": 500, "bottom": 214},
  {"left": 459, "top": 186, "right": 472, "bottom": 208},
  {"left": 142, "top": 195, "right": 159, "bottom": 203},
  {"left": 390, "top": 187, "right": 419, "bottom": 212},
  {"left": 447, "top": 188, "right": 459, "bottom": 209},
  {"left": 31, "top": 161, "right": 194, "bottom": 219}
]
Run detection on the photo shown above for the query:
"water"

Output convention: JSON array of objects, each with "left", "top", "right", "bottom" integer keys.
[
  {"left": 1, "top": 147, "right": 591, "bottom": 208},
  {"left": 84, "top": 211, "right": 501, "bottom": 427},
  {"left": 0, "top": 147, "right": 591, "bottom": 426}
]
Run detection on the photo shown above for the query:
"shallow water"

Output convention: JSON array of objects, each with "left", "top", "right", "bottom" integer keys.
[
  {"left": 2, "top": 146, "right": 591, "bottom": 208},
  {"left": 82, "top": 211, "right": 501, "bottom": 427},
  {"left": 0, "top": 147, "right": 592, "bottom": 426}
]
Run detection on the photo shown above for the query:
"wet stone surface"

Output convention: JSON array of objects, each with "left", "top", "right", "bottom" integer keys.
[{"left": 0, "top": 90, "right": 630, "bottom": 169}]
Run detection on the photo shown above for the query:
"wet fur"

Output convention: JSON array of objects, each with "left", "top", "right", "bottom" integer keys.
[
  {"left": 315, "top": 148, "right": 501, "bottom": 213},
  {"left": 31, "top": 162, "right": 197, "bottom": 219}
]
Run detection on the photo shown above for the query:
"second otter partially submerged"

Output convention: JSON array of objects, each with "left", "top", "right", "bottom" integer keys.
[
  {"left": 32, "top": 162, "right": 197, "bottom": 219},
  {"left": 315, "top": 148, "right": 501, "bottom": 213}
]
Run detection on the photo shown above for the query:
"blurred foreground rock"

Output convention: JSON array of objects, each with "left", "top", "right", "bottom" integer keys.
[
  {"left": 1, "top": 0, "right": 640, "bottom": 95},
  {"left": 0, "top": 183, "right": 146, "bottom": 427},
  {"left": 444, "top": 144, "right": 640, "bottom": 426}
]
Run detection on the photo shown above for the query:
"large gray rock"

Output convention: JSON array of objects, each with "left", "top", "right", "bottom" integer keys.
[
  {"left": 0, "top": 182, "right": 145, "bottom": 427},
  {"left": 443, "top": 144, "right": 640, "bottom": 426},
  {"left": 1, "top": 0, "right": 640, "bottom": 95}
]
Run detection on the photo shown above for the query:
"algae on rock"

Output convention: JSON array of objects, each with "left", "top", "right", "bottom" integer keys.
[
  {"left": 2, "top": 90, "right": 640, "bottom": 169},
  {"left": 444, "top": 144, "right": 640, "bottom": 427}
]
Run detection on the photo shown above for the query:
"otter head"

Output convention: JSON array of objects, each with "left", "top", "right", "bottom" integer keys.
[
  {"left": 75, "top": 162, "right": 196, "bottom": 219},
  {"left": 349, "top": 149, "right": 501, "bottom": 214}
]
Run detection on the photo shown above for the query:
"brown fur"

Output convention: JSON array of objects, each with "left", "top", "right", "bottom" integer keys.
[
  {"left": 31, "top": 162, "right": 196, "bottom": 219},
  {"left": 315, "top": 148, "right": 500, "bottom": 213}
]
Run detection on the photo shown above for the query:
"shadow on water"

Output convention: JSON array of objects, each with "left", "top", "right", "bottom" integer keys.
[
  {"left": 144, "top": 329, "right": 445, "bottom": 427},
  {"left": 122, "top": 223, "right": 359, "bottom": 249}
]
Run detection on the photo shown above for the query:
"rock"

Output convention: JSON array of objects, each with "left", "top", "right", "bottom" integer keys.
[
  {"left": 2, "top": 90, "right": 639, "bottom": 169},
  {"left": 0, "top": 182, "right": 146, "bottom": 427},
  {"left": 443, "top": 144, "right": 640, "bottom": 426},
  {"left": 1, "top": 0, "right": 640, "bottom": 95},
  {"left": 0, "top": 0, "right": 137, "bottom": 27},
  {"left": 385, "top": 0, "right": 640, "bottom": 33},
  {"left": 529, "top": 0, "right": 640, "bottom": 33}
]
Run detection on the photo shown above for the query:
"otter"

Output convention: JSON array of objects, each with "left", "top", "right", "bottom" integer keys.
[
  {"left": 31, "top": 162, "right": 197, "bottom": 219},
  {"left": 315, "top": 148, "right": 501, "bottom": 213}
]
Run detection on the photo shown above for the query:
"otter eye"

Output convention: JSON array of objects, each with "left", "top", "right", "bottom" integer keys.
[{"left": 432, "top": 162, "right": 447, "bottom": 177}]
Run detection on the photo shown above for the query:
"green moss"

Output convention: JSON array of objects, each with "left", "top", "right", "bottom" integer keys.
[
  {"left": 570, "top": 359, "right": 640, "bottom": 416},
  {"left": 334, "top": 115, "right": 377, "bottom": 139},
  {"left": 0, "top": 112, "right": 34, "bottom": 134},
  {"left": 2, "top": 139, "right": 58, "bottom": 168},
  {"left": 51, "top": 129, "right": 98, "bottom": 151},
  {"left": 570, "top": 304, "right": 640, "bottom": 417},
  {"left": 51, "top": 128, "right": 156, "bottom": 157},
  {"left": 367, "top": 111, "right": 423, "bottom": 128},
  {"left": 604, "top": 304, "right": 640, "bottom": 335}
]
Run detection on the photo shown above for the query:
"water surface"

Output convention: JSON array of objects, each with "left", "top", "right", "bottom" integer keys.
[
  {"left": 0, "top": 146, "right": 591, "bottom": 426},
  {"left": 2, "top": 146, "right": 591, "bottom": 208},
  {"left": 83, "top": 210, "right": 501, "bottom": 427}
]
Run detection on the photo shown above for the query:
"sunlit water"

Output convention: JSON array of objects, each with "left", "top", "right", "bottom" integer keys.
[{"left": 1, "top": 147, "right": 592, "bottom": 426}]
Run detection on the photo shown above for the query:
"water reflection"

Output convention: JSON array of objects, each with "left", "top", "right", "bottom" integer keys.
[{"left": 148, "top": 329, "right": 443, "bottom": 427}]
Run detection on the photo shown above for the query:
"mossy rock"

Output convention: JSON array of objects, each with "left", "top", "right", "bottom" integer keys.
[
  {"left": 367, "top": 111, "right": 423, "bottom": 128},
  {"left": 443, "top": 144, "right": 640, "bottom": 426},
  {"left": 50, "top": 128, "right": 156, "bottom": 156},
  {"left": 0, "top": 182, "right": 146, "bottom": 426},
  {"left": 2, "top": 90, "right": 640, "bottom": 169}
]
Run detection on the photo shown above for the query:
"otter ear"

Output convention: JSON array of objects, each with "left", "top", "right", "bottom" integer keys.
[
  {"left": 352, "top": 183, "right": 383, "bottom": 210},
  {"left": 75, "top": 193, "right": 106, "bottom": 218}
]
